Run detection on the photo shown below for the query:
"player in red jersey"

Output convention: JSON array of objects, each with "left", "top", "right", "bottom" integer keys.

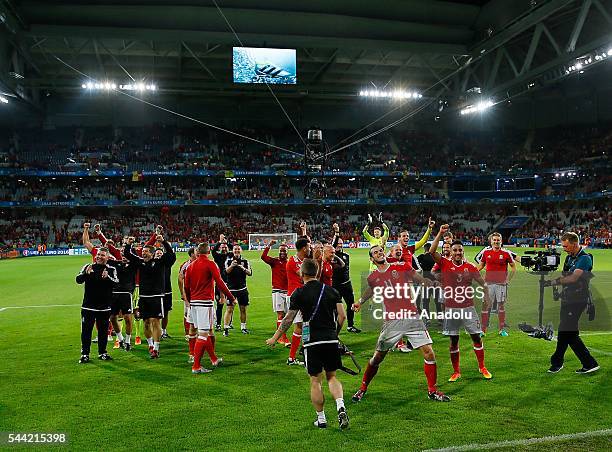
[
  {"left": 397, "top": 218, "right": 435, "bottom": 262},
  {"left": 261, "top": 239, "right": 290, "bottom": 346},
  {"left": 476, "top": 232, "right": 516, "bottom": 337},
  {"left": 351, "top": 245, "right": 449, "bottom": 402},
  {"left": 184, "top": 242, "right": 235, "bottom": 374},
  {"left": 430, "top": 225, "right": 492, "bottom": 382},
  {"left": 285, "top": 236, "right": 311, "bottom": 366},
  {"left": 318, "top": 244, "right": 340, "bottom": 286},
  {"left": 179, "top": 247, "right": 198, "bottom": 362}
]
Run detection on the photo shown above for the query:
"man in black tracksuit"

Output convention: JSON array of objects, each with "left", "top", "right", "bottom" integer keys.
[
  {"left": 76, "top": 247, "right": 119, "bottom": 363},
  {"left": 212, "top": 235, "right": 232, "bottom": 330},
  {"left": 332, "top": 225, "right": 360, "bottom": 333},
  {"left": 125, "top": 235, "right": 175, "bottom": 359}
]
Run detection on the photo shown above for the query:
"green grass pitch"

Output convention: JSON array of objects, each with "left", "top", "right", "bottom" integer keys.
[{"left": 1, "top": 247, "right": 610, "bottom": 451}]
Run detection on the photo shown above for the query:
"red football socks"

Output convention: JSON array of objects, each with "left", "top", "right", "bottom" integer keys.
[
  {"left": 473, "top": 343, "right": 485, "bottom": 369},
  {"left": 188, "top": 335, "right": 196, "bottom": 356},
  {"left": 424, "top": 360, "right": 438, "bottom": 392},
  {"left": 450, "top": 346, "right": 460, "bottom": 373},
  {"left": 193, "top": 337, "right": 206, "bottom": 369},
  {"left": 289, "top": 333, "right": 301, "bottom": 359},
  {"left": 360, "top": 361, "right": 379, "bottom": 391},
  {"left": 498, "top": 308, "right": 506, "bottom": 330}
]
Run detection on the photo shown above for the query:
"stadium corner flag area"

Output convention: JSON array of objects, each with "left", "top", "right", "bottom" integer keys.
[{"left": 0, "top": 1, "right": 610, "bottom": 450}]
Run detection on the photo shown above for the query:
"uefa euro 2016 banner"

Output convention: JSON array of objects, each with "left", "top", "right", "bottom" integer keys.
[
  {"left": 0, "top": 191, "right": 606, "bottom": 208},
  {"left": 3, "top": 167, "right": 601, "bottom": 178}
]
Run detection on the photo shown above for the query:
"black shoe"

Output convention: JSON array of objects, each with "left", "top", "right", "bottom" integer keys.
[
  {"left": 161, "top": 332, "right": 171, "bottom": 339},
  {"left": 223, "top": 328, "right": 229, "bottom": 337},
  {"left": 428, "top": 390, "right": 451, "bottom": 402},
  {"left": 125, "top": 343, "right": 132, "bottom": 351},
  {"left": 576, "top": 365, "right": 600, "bottom": 374},
  {"left": 347, "top": 326, "right": 361, "bottom": 333},
  {"left": 313, "top": 420, "right": 327, "bottom": 429},
  {"left": 119, "top": 341, "right": 125, "bottom": 350},
  {"left": 215, "top": 324, "right": 222, "bottom": 332},
  {"left": 338, "top": 408, "right": 350, "bottom": 430},
  {"left": 98, "top": 353, "right": 113, "bottom": 361},
  {"left": 78, "top": 355, "right": 90, "bottom": 364},
  {"left": 229, "top": 324, "right": 234, "bottom": 329},
  {"left": 547, "top": 365, "right": 563, "bottom": 373},
  {"left": 241, "top": 328, "right": 250, "bottom": 334}
]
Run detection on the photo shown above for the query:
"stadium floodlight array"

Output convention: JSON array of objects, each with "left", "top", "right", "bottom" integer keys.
[
  {"left": 0, "top": 95, "right": 8, "bottom": 104},
  {"left": 248, "top": 233, "right": 297, "bottom": 250},
  {"left": 81, "top": 82, "right": 157, "bottom": 91},
  {"left": 460, "top": 99, "right": 494, "bottom": 115},
  {"left": 565, "top": 45, "right": 612, "bottom": 75},
  {"left": 359, "top": 89, "right": 422, "bottom": 100}
]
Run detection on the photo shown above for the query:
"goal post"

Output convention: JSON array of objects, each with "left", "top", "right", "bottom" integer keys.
[{"left": 248, "top": 233, "right": 298, "bottom": 250}]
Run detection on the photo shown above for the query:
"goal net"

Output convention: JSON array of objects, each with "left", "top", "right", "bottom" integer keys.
[{"left": 248, "top": 233, "right": 298, "bottom": 250}]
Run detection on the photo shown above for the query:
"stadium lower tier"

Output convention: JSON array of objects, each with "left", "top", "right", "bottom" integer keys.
[{"left": 1, "top": 199, "right": 609, "bottom": 251}]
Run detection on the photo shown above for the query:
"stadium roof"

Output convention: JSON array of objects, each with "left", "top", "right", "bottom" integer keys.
[{"left": 1, "top": 0, "right": 611, "bottom": 106}]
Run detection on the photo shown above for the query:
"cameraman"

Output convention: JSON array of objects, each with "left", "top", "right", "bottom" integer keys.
[{"left": 547, "top": 232, "right": 599, "bottom": 374}]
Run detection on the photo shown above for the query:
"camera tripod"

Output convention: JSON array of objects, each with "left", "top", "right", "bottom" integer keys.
[{"left": 518, "top": 272, "right": 555, "bottom": 341}]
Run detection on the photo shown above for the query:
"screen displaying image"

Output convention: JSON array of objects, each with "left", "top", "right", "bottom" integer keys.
[{"left": 233, "top": 47, "right": 297, "bottom": 84}]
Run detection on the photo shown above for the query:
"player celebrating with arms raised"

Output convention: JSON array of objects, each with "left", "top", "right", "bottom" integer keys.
[
  {"left": 363, "top": 213, "right": 389, "bottom": 271},
  {"left": 261, "top": 239, "right": 290, "bottom": 345},
  {"left": 351, "top": 245, "right": 450, "bottom": 403},
  {"left": 429, "top": 225, "right": 492, "bottom": 382},
  {"left": 476, "top": 232, "right": 516, "bottom": 337}
]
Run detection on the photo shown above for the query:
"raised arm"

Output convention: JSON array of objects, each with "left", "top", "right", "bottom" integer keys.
[
  {"left": 261, "top": 240, "right": 275, "bottom": 265},
  {"left": 82, "top": 223, "right": 94, "bottom": 253},
  {"left": 414, "top": 218, "right": 435, "bottom": 251},
  {"left": 96, "top": 226, "right": 122, "bottom": 260},
  {"left": 362, "top": 224, "right": 374, "bottom": 242},
  {"left": 381, "top": 223, "right": 389, "bottom": 242},
  {"left": 429, "top": 224, "right": 449, "bottom": 264},
  {"left": 160, "top": 238, "right": 176, "bottom": 266}
]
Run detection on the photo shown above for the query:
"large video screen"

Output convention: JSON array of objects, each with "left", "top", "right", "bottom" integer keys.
[{"left": 233, "top": 47, "right": 297, "bottom": 85}]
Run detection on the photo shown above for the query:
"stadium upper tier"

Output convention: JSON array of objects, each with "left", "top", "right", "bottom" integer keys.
[
  {"left": 0, "top": 173, "right": 608, "bottom": 207},
  {"left": 1, "top": 123, "right": 609, "bottom": 173},
  {"left": 1, "top": 201, "right": 609, "bottom": 250}
]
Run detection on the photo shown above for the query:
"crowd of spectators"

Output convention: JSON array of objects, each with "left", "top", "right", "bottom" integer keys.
[
  {"left": 2, "top": 200, "right": 609, "bottom": 251},
  {"left": 1, "top": 122, "right": 609, "bottom": 173}
]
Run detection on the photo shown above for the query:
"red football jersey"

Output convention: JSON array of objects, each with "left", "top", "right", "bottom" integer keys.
[
  {"left": 286, "top": 255, "right": 304, "bottom": 296},
  {"left": 367, "top": 261, "right": 417, "bottom": 315},
  {"left": 481, "top": 248, "right": 513, "bottom": 284},
  {"left": 184, "top": 255, "right": 234, "bottom": 306},
  {"left": 320, "top": 260, "right": 333, "bottom": 286},
  {"left": 401, "top": 244, "right": 415, "bottom": 262},
  {"left": 438, "top": 259, "right": 479, "bottom": 308},
  {"left": 261, "top": 249, "right": 288, "bottom": 291},
  {"left": 179, "top": 259, "right": 192, "bottom": 278}
]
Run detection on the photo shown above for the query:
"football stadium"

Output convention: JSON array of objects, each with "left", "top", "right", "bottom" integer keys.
[{"left": 0, "top": 1, "right": 611, "bottom": 450}]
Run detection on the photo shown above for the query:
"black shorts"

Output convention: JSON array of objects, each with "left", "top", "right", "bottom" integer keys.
[
  {"left": 304, "top": 343, "right": 342, "bottom": 376},
  {"left": 231, "top": 290, "right": 249, "bottom": 306},
  {"left": 139, "top": 296, "right": 164, "bottom": 320},
  {"left": 163, "top": 293, "right": 173, "bottom": 313},
  {"left": 111, "top": 292, "right": 133, "bottom": 315}
]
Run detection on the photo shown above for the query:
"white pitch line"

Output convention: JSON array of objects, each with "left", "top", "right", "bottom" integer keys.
[{"left": 423, "top": 428, "right": 612, "bottom": 452}]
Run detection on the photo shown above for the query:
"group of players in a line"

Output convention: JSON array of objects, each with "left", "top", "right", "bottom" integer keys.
[{"left": 75, "top": 218, "right": 517, "bottom": 426}]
